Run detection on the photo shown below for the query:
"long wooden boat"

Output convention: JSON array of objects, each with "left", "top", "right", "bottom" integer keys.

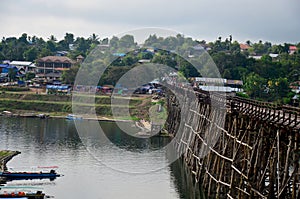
[
  {"left": 0, "top": 170, "right": 60, "bottom": 180},
  {"left": 0, "top": 190, "right": 45, "bottom": 198}
]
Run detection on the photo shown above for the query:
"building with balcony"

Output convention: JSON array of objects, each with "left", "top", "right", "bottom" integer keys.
[{"left": 36, "top": 56, "right": 75, "bottom": 80}]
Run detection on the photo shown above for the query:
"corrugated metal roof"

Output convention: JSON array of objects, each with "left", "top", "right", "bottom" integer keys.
[
  {"left": 195, "top": 77, "right": 226, "bottom": 84},
  {"left": 199, "top": 85, "right": 242, "bottom": 92},
  {"left": 10, "top": 61, "right": 32, "bottom": 66}
]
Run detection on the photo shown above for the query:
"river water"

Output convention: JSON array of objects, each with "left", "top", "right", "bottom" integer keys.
[{"left": 0, "top": 116, "right": 205, "bottom": 199}]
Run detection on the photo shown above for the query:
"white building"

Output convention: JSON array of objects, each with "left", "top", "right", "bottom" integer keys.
[{"left": 10, "top": 61, "right": 36, "bottom": 73}]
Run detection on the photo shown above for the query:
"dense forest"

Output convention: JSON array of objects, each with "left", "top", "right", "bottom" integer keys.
[{"left": 0, "top": 33, "right": 299, "bottom": 104}]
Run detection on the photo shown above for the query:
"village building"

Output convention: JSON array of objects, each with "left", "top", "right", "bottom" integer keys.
[
  {"left": 9, "top": 61, "right": 36, "bottom": 74},
  {"left": 289, "top": 46, "right": 297, "bottom": 54},
  {"left": 36, "top": 56, "right": 75, "bottom": 80},
  {"left": 194, "top": 77, "right": 243, "bottom": 92},
  {"left": 240, "top": 43, "right": 251, "bottom": 52},
  {"left": 249, "top": 55, "right": 262, "bottom": 60},
  {"left": 36, "top": 56, "right": 75, "bottom": 74},
  {"left": 76, "top": 55, "right": 84, "bottom": 63},
  {"left": 55, "top": 51, "right": 68, "bottom": 56},
  {"left": 0, "top": 64, "right": 19, "bottom": 82}
]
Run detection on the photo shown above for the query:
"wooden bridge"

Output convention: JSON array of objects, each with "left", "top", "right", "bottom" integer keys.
[{"left": 165, "top": 87, "right": 300, "bottom": 199}]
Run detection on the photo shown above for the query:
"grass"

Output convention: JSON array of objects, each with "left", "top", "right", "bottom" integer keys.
[
  {"left": 149, "top": 105, "right": 168, "bottom": 124},
  {"left": 0, "top": 92, "right": 152, "bottom": 119},
  {"left": 114, "top": 116, "right": 140, "bottom": 121},
  {"left": 148, "top": 100, "right": 168, "bottom": 125},
  {"left": 0, "top": 150, "right": 18, "bottom": 160},
  {"left": 0, "top": 151, "right": 11, "bottom": 157}
]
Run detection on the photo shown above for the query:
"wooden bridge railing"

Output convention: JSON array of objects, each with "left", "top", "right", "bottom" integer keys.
[
  {"left": 188, "top": 87, "right": 300, "bottom": 130},
  {"left": 165, "top": 86, "right": 300, "bottom": 199},
  {"left": 229, "top": 96, "right": 300, "bottom": 130}
]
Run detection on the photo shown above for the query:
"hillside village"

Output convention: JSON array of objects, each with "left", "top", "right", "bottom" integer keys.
[{"left": 0, "top": 33, "right": 299, "bottom": 105}]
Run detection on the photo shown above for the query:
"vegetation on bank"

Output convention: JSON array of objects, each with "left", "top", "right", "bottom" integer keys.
[
  {"left": 0, "top": 92, "right": 142, "bottom": 104},
  {"left": 148, "top": 100, "right": 167, "bottom": 124},
  {"left": 0, "top": 150, "right": 21, "bottom": 172},
  {"left": 0, "top": 150, "right": 11, "bottom": 157},
  {"left": 0, "top": 92, "right": 151, "bottom": 119},
  {"left": 0, "top": 87, "right": 30, "bottom": 92}
]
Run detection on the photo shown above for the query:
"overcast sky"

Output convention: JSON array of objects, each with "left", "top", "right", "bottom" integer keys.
[{"left": 0, "top": 0, "right": 299, "bottom": 44}]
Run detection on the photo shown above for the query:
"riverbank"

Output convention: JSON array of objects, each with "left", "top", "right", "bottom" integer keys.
[
  {"left": 0, "top": 91, "right": 152, "bottom": 121},
  {"left": 0, "top": 111, "right": 138, "bottom": 122},
  {"left": 0, "top": 91, "right": 170, "bottom": 136}
]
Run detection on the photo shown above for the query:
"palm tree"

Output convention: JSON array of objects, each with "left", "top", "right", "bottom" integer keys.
[
  {"left": 89, "top": 33, "right": 100, "bottom": 44},
  {"left": 48, "top": 35, "right": 57, "bottom": 42}
]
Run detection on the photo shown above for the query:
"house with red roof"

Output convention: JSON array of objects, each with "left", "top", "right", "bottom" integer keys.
[
  {"left": 289, "top": 46, "right": 297, "bottom": 54},
  {"left": 240, "top": 44, "right": 251, "bottom": 52}
]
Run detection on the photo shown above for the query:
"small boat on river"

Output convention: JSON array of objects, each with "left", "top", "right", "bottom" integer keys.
[
  {"left": 0, "top": 170, "right": 60, "bottom": 180},
  {"left": 36, "top": 114, "right": 49, "bottom": 119},
  {"left": 65, "top": 114, "right": 83, "bottom": 120},
  {"left": 0, "top": 190, "right": 45, "bottom": 198}
]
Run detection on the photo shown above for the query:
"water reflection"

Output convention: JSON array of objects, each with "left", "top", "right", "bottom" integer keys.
[
  {"left": 0, "top": 116, "right": 204, "bottom": 199},
  {"left": 99, "top": 121, "right": 171, "bottom": 151},
  {"left": 169, "top": 158, "right": 207, "bottom": 199}
]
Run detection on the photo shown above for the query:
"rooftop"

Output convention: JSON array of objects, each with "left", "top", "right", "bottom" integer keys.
[
  {"left": 10, "top": 61, "right": 33, "bottom": 66},
  {"left": 37, "top": 56, "right": 75, "bottom": 64},
  {"left": 240, "top": 44, "right": 251, "bottom": 50}
]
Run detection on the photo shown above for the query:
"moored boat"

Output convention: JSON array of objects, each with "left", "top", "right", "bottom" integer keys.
[
  {"left": 0, "top": 190, "right": 45, "bottom": 199},
  {"left": 36, "top": 114, "right": 49, "bottom": 119},
  {"left": 65, "top": 114, "right": 82, "bottom": 120},
  {"left": 0, "top": 170, "right": 60, "bottom": 180}
]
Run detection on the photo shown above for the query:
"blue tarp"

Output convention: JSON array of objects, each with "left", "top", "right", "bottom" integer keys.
[
  {"left": 18, "top": 80, "right": 25, "bottom": 85},
  {"left": 46, "top": 85, "right": 69, "bottom": 90},
  {"left": 0, "top": 64, "right": 18, "bottom": 74},
  {"left": 113, "top": 53, "right": 126, "bottom": 57}
]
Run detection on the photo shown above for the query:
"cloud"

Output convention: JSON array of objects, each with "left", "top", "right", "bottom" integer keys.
[{"left": 0, "top": 0, "right": 299, "bottom": 43}]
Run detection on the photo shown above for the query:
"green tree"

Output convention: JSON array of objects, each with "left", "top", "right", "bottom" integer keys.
[
  {"left": 229, "top": 41, "right": 240, "bottom": 53},
  {"left": 48, "top": 35, "right": 57, "bottom": 42},
  {"left": 75, "top": 37, "right": 91, "bottom": 54},
  {"left": 61, "top": 65, "right": 80, "bottom": 84},
  {"left": 25, "top": 72, "right": 36, "bottom": 80},
  {"left": 145, "top": 34, "right": 159, "bottom": 46},
  {"left": 244, "top": 73, "right": 266, "bottom": 98},
  {"left": 119, "top": 35, "right": 136, "bottom": 49},
  {"left": 18, "top": 33, "right": 28, "bottom": 44},
  {"left": 109, "top": 36, "right": 119, "bottom": 50},
  {"left": 98, "top": 65, "right": 132, "bottom": 85},
  {"left": 23, "top": 47, "right": 38, "bottom": 61},
  {"left": 8, "top": 68, "right": 17, "bottom": 82},
  {"left": 64, "top": 33, "right": 74, "bottom": 45},
  {"left": 38, "top": 48, "right": 52, "bottom": 58},
  {"left": 223, "top": 69, "right": 232, "bottom": 79},
  {"left": 101, "top": 38, "right": 109, "bottom": 45},
  {"left": 268, "top": 77, "right": 290, "bottom": 102},
  {"left": 89, "top": 33, "right": 100, "bottom": 44},
  {"left": 122, "top": 54, "right": 138, "bottom": 66}
]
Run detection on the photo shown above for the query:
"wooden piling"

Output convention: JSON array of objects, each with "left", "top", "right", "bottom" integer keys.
[{"left": 165, "top": 87, "right": 300, "bottom": 199}]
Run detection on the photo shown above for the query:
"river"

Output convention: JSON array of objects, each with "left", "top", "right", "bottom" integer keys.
[{"left": 0, "top": 116, "right": 205, "bottom": 199}]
